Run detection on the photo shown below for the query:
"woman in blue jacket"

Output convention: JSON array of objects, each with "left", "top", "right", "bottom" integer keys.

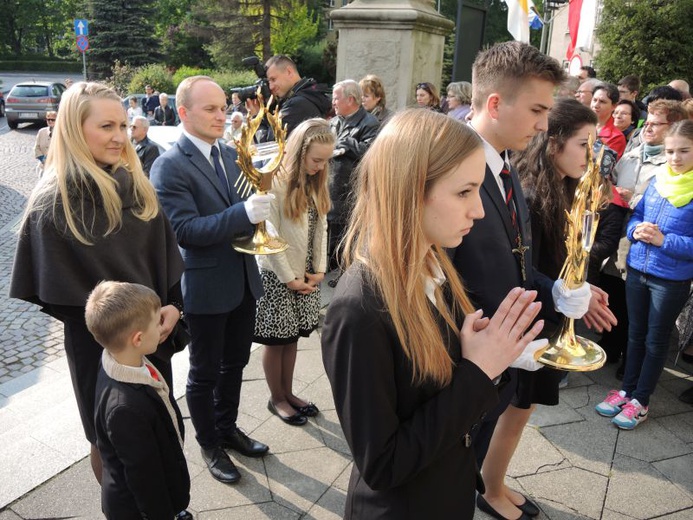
[{"left": 596, "top": 120, "right": 693, "bottom": 429}]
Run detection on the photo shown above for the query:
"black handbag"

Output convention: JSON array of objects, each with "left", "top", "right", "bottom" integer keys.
[{"left": 170, "top": 319, "right": 191, "bottom": 353}]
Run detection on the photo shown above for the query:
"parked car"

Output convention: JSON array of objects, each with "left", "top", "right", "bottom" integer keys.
[
  {"left": 0, "top": 89, "right": 5, "bottom": 118},
  {"left": 6, "top": 81, "right": 66, "bottom": 129}
]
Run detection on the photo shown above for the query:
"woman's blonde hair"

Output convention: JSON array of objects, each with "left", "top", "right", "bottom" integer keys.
[
  {"left": 24, "top": 82, "right": 159, "bottom": 244},
  {"left": 342, "top": 109, "right": 481, "bottom": 387},
  {"left": 277, "top": 118, "right": 334, "bottom": 220}
]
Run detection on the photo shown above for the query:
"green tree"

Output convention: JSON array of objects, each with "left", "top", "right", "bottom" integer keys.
[
  {"left": 271, "top": 0, "right": 320, "bottom": 56},
  {"left": 596, "top": 0, "right": 693, "bottom": 93},
  {"left": 88, "top": 0, "right": 161, "bottom": 78},
  {"left": 153, "top": 0, "right": 212, "bottom": 68}
]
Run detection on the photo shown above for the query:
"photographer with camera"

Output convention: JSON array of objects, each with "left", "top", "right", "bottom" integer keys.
[{"left": 265, "top": 55, "right": 331, "bottom": 136}]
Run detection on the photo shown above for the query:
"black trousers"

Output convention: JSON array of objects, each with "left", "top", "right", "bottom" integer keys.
[{"left": 185, "top": 290, "right": 256, "bottom": 450}]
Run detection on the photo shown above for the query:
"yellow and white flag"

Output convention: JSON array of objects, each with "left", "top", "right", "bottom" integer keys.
[{"left": 506, "top": 0, "right": 530, "bottom": 43}]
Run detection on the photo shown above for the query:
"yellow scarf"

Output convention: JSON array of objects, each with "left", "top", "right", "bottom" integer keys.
[{"left": 655, "top": 165, "right": 693, "bottom": 208}]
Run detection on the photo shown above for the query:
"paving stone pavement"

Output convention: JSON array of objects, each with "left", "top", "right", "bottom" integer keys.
[
  {"left": 0, "top": 128, "right": 65, "bottom": 385},
  {"left": 0, "top": 129, "right": 692, "bottom": 518}
]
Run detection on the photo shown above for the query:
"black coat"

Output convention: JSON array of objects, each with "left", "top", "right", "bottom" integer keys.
[
  {"left": 135, "top": 136, "right": 160, "bottom": 176},
  {"left": 322, "top": 264, "right": 498, "bottom": 519},
  {"left": 328, "top": 106, "right": 380, "bottom": 224},
  {"left": 95, "top": 368, "right": 190, "bottom": 519},
  {"left": 278, "top": 77, "right": 331, "bottom": 136},
  {"left": 154, "top": 105, "right": 176, "bottom": 126}
]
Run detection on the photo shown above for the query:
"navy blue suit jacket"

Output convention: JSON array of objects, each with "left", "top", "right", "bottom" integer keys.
[{"left": 150, "top": 135, "right": 263, "bottom": 315}]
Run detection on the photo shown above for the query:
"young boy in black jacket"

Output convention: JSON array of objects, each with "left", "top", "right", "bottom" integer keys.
[{"left": 87, "top": 281, "right": 191, "bottom": 520}]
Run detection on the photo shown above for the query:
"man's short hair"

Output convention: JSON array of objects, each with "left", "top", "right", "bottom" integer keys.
[
  {"left": 647, "top": 85, "right": 683, "bottom": 103},
  {"left": 176, "top": 75, "right": 215, "bottom": 109},
  {"left": 132, "top": 115, "right": 150, "bottom": 130},
  {"left": 647, "top": 99, "right": 687, "bottom": 123},
  {"left": 230, "top": 112, "right": 244, "bottom": 123},
  {"left": 85, "top": 281, "right": 161, "bottom": 352},
  {"left": 472, "top": 41, "right": 565, "bottom": 110},
  {"left": 159, "top": 93, "right": 168, "bottom": 100},
  {"left": 618, "top": 75, "right": 641, "bottom": 94},
  {"left": 265, "top": 55, "right": 298, "bottom": 75},
  {"left": 580, "top": 66, "right": 597, "bottom": 78},
  {"left": 334, "top": 80, "right": 362, "bottom": 105},
  {"left": 594, "top": 83, "right": 620, "bottom": 105}
]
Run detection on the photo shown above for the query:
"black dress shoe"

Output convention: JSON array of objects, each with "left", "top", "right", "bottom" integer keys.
[
  {"left": 477, "top": 494, "right": 532, "bottom": 520},
  {"left": 219, "top": 427, "right": 270, "bottom": 457},
  {"left": 516, "top": 495, "right": 540, "bottom": 517},
  {"left": 679, "top": 385, "right": 693, "bottom": 404},
  {"left": 200, "top": 447, "right": 241, "bottom": 484},
  {"left": 268, "top": 400, "right": 308, "bottom": 426},
  {"left": 291, "top": 401, "right": 319, "bottom": 417},
  {"left": 175, "top": 511, "right": 193, "bottom": 520}
]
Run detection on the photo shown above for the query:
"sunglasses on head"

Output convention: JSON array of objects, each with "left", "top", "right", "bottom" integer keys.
[{"left": 416, "top": 83, "right": 431, "bottom": 91}]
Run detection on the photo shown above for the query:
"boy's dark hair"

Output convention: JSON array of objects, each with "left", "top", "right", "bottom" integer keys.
[
  {"left": 581, "top": 66, "right": 597, "bottom": 78},
  {"left": 85, "top": 281, "right": 161, "bottom": 351},
  {"left": 593, "top": 83, "right": 620, "bottom": 105},
  {"left": 618, "top": 75, "right": 641, "bottom": 94},
  {"left": 472, "top": 41, "right": 565, "bottom": 111},
  {"left": 647, "top": 86, "right": 684, "bottom": 103}
]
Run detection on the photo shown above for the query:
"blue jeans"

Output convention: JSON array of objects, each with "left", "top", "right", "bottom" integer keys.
[{"left": 622, "top": 268, "right": 691, "bottom": 406}]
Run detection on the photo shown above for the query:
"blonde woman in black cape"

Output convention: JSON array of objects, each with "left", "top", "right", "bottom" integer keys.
[
  {"left": 322, "top": 109, "right": 548, "bottom": 519},
  {"left": 10, "top": 82, "right": 184, "bottom": 483}
]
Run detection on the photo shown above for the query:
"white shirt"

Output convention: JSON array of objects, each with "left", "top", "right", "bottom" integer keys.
[
  {"left": 424, "top": 257, "right": 446, "bottom": 306},
  {"left": 468, "top": 122, "right": 510, "bottom": 199},
  {"left": 182, "top": 129, "right": 225, "bottom": 172}
]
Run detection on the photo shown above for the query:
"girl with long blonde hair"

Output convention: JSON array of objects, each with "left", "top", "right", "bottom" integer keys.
[
  {"left": 10, "top": 82, "right": 184, "bottom": 483},
  {"left": 255, "top": 118, "right": 334, "bottom": 425},
  {"left": 322, "top": 109, "right": 546, "bottom": 519}
]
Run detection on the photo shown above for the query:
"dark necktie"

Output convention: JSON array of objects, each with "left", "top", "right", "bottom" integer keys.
[
  {"left": 210, "top": 145, "right": 229, "bottom": 197},
  {"left": 500, "top": 164, "right": 519, "bottom": 235}
]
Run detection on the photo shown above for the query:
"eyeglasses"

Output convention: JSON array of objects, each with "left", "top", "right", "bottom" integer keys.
[
  {"left": 46, "top": 118, "right": 56, "bottom": 122},
  {"left": 643, "top": 122, "right": 669, "bottom": 129}
]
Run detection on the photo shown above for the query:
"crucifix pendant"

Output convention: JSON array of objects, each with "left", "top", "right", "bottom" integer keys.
[{"left": 512, "top": 236, "right": 529, "bottom": 283}]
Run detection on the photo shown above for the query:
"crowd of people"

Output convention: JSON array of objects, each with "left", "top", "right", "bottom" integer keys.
[{"left": 12, "top": 46, "right": 692, "bottom": 519}]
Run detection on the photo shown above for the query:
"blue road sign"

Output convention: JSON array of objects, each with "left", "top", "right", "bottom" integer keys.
[
  {"left": 76, "top": 36, "right": 89, "bottom": 53},
  {"left": 74, "top": 19, "right": 89, "bottom": 36}
]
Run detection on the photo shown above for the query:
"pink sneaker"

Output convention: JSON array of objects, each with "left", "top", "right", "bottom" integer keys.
[
  {"left": 595, "top": 390, "right": 630, "bottom": 417},
  {"left": 612, "top": 399, "right": 648, "bottom": 430}
]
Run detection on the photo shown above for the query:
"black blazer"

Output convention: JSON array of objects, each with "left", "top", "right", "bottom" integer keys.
[
  {"left": 95, "top": 369, "right": 190, "bottom": 519},
  {"left": 322, "top": 265, "right": 498, "bottom": 519},
  {"left": 451, "top": 165, "right": 556, "bottom": 321}
]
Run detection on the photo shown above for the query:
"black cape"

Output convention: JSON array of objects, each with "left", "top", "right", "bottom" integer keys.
[{"left": 10, "top": 167, "right": 184, "bottom": 310}]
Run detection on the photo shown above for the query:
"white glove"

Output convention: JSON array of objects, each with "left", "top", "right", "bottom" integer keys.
[
  {"left": 509, "top": 339, "right": 548, "bottom": 371},
  {"left": 552, "top": 280, "right": 591, "bottom": 319},
  {"left": 244, "top": 193, "right": 275, "bottom": 224}
]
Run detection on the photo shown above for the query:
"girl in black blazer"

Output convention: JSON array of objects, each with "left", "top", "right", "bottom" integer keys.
[{"left": 321, "top": 109, "right": 547, "bottom": 519}]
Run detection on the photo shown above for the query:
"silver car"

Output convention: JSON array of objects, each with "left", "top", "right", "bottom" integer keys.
[{"left": 6, "top": 81, "right": 66, "bottom": 129}]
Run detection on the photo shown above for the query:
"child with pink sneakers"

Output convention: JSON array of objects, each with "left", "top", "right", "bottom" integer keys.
[{"left": 596, "top": 120, "right": 693, "bottom": 429}]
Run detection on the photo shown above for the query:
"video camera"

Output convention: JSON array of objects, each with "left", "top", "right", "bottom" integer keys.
[{"left": 231, "top": 56, "right": 271, "bottom": 103}]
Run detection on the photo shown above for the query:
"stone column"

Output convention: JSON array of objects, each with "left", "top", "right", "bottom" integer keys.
[{"left": 330, "top": 0, "right": 454, "bottom": 110}]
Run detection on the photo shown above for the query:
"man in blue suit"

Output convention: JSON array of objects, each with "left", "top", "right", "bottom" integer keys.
[{"left": 151, "top": 76, "right": 272, "bottom": 484}]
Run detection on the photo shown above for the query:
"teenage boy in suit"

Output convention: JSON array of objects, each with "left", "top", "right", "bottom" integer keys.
[{"left": 451, "top": 42, "right": 610, "bottom": 519}]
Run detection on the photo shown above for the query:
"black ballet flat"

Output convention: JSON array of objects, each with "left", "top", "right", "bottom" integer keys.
[
  {"left": 517, "top": 495, "right": 540, "bottom": 517},
  {"left": 267, "top": 400, "right": 307, "bottom": 426},
  {"left": 291, "top": 402, "right": 319, "bottom": 417},
  {"left": 477, "top": 494, "right": 533, "bottom": 520}
]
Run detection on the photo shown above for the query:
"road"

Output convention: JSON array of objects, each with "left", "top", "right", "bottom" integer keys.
[{"left": 0, "top": 71, "right": 84, "bottom": 135}]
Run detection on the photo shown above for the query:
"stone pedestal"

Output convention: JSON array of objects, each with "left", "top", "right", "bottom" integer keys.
[{"left": 330, "top": 0, "right": 454, "bottom": 110}]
